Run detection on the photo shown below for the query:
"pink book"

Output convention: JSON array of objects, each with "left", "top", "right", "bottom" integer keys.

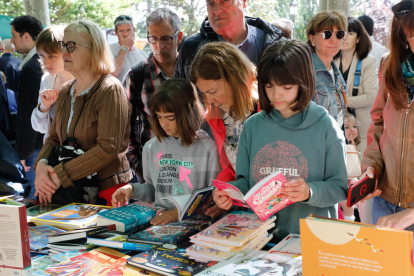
[{"left": 212, "top": 171, "right": 294, "bottom": 221}]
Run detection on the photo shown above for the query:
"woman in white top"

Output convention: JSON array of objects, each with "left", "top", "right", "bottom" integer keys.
[
  {"left": 334, "top": 17, "right": 378, "bottom": 159},
  {"left": 31, "top": 26, "right": 73, "bottom": 142}
]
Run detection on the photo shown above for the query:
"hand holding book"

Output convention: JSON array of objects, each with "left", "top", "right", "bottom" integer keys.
[
  {"left": 213, "top": 189, "right": 233, "bottom": 210},
  {"left": 280, "top": 178, "right": 310, "bottom": 202}
]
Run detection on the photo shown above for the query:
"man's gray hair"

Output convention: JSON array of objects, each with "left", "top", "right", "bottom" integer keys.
[
  {"left": 114, "top": 15, "right": 134, "bottom": 31},
  {"left": 146, "top": 8, "right": 180, "bottom": 32}
]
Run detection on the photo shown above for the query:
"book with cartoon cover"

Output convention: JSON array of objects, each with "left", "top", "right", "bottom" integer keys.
[
  {"left": 268, "top": 233, "right": 301, "bottom": 257},
  {"left": 127, "top": 245, "right": 210, "bottom": 276},
  {"left": 190, "top": 211, "right": 276, "bottom": 247},
  {"left": 29, "top": 225, "right": 66, "bottom": 251},
  {"left": 44, "top": 246, "right": 160, "bottom": 276},
  {"left": 128, "top": 219, "right": 209, "bottom": 245},
  {"left": 31, "top": 203, "right": 111, "bottom": 230},
  {"left": 162, "top": 186, "right": 215, "bottom": 221}
]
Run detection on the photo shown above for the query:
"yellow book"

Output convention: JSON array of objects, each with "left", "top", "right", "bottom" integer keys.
[{"left": 300, "top": 216, "right": 413, "bottom": 276}]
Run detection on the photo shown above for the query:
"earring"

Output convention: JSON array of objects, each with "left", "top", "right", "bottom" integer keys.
[
  {"left": 406, "top": 41, "right": 409, "bottom": 49},
  {"left": 312, "top": 43, "right": 315, "bottom": 46}
]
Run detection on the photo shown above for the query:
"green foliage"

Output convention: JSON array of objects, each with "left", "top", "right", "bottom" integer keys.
[
  {"left": 295, "top": 0, "right": 318, "bottom": 41},
  {"left": 0, "top": 0, "right": 24, "bottom": 18}
]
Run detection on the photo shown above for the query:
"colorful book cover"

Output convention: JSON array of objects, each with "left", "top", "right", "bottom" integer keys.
[
  {"left": 162, "top": 186, "right": 215, "bottom": 221},
  {"left": 51, "top": 249, "right": 87, "bottom": 262},
  {"left": 26, "top": 204, "right": 64, "bottom": 221},
  {"left": 300, "top": 216, "right": 414, "bottom": 276},
  {"left": 127, "top": 245, "right": 210, "bottom": 276},
  {"left": 29, "top": 225, "right": 66, "bottom": 251},
  {"left": 86, "top": 232, "right": 156, "bottom": 251},
  {"left": 31, "top": 255, "right": 59, "bottom": 273},
  {"left": 268, "top": 234, "right": 301, "bottom": 257},
  {"left": 0, "top": 205, "right": 32, "bottom": 276},
  {"left": 191, "top": 211, "right": 276, "bottom": 247},
  {"left": 45, "top": 246, "right": 159, "bottom": 276},
  {"left": 31, "top": 203, "right": 111, "bottom": 230},
  {"left": 128, "top": 219, "right": 209, "bottom": 245},
  {"left": 96, "top": 202, "right": 163, "bottom": 232}
]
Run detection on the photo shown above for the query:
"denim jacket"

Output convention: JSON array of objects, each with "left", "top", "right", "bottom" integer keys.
[{"left": 312, "top": 52, "right": 348, "bottom": 127}]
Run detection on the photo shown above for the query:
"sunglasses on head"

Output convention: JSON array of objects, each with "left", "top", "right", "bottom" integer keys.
[
  {"left": 392, "top": 0, "right": 413, "bottom": 17},
  {"left": 318, "top": 30, "right": 346, "bottom": 40}
]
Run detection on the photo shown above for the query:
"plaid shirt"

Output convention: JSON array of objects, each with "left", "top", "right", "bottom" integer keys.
[{"left": 123, "top": 53, "right": 168, "bottom": 181}]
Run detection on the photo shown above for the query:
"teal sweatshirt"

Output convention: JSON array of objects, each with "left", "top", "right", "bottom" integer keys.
[{"left": 232, "top": 101, "right": 348, "bottom": 239}]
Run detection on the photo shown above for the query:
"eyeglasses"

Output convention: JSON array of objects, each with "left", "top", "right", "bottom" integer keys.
[
  {"left": 147, "top": 31, "right": 179, "bottom": 44},
  {"left": 57, "top": 41, "right": 89, "bottom": 53},
  {"left": 206, "top": 0, "right": 233, "bottom": 11},
  {"left": 318, "top": 30, "right": 346, "bottom": 40},
  {"left": 392, "top": 0, "right": 413, "bottom": 17},
  {"left": 115, "top": 15, "right": 132, "bottom": 22}
]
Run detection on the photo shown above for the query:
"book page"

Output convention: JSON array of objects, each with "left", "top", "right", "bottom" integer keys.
[
  {"left": 268, "top": 234, "right": 301, "bottom": 256},
  {"left": 212, "top": 180, "right": 248, "bottom": 208},
  {"left": 161, "top": 194, "right": 191, "bottom": 217}
]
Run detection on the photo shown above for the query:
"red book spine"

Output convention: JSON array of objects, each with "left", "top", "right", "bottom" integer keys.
[{"left": 19, "top": 206, "right": 31, "bottom": 269}]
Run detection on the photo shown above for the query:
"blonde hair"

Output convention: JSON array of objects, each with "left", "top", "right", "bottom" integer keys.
[
  {"left": 65, "top": 20, "right": 114, "bottom": 75},
  {"left": 190, "top": 42, "right": 256, "bottom": 121}
]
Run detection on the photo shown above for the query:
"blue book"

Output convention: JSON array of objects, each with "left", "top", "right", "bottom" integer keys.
[
  {"left": 96, "top": 202, "right": 163, "bottom": 232},
  {"left": 127, "top": 220, "right": 209, "bottom": 245},
  {"left": 86, "top": 232, "right": 156, "bottom": 251},
  {"left": 29, "top": 225, "right": 66, "bottom": 251}
]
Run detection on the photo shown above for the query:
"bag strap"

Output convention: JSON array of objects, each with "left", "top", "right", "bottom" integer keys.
[
  {"left": 338, "top": 77, "right": 356, "bottom": 146},
  {"left": 352, "top": 59, "right": 363, "bottom": 97}
]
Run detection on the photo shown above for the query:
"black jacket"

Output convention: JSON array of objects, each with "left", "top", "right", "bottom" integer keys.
[
  {"left": 0, "top": 53, "right": 21, "bottom": 93},
  {"left": 0, "top": 77, "right": 10, "bottom": 137},
  {"left": 15, "top": 53, "right": 43, "bottom": 160},
  {"left": 174, "top": 16, "right": 285, "bottom": 79}
]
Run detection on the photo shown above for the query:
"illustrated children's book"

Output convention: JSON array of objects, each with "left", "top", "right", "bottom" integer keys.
[
  {"left": 128, "top": 219, "right": 209, "bottom": 245},
  {"left": 31, "top": 255, "right": 59, "bottom": 274},
  {"left": 300, "top": 216, "right": 414, "bottom": 276},
  {"left": 26, "top": 204, "right": 64, "bottom": 221},
  {"left": 29, "top": 225, "right": 66, "bottom": 251},
  {"left": 45, "top": 246, "right": 160, "bottom": 276},
  {"left": 96, "top": 201, "right": 163, "bottom": 232},
  {"left": 0, "top": 204, "right": 32, "bottom": 275},
  {"left": 127, "top": 245, "right": 210, "bottom": 276},
  {"left": 48, "top": 224, "right": 116, "bottom": 243},
  {"left": 268, "top": 233, "right": 301, "bottom": 257},
  {"left": 162, "top": 186, "right": 215, "bottom": 221},
  {"left": 212, "top": 171, "right": 293, "bottom": 221},
  {"left": 51, "top": 249, "right": 88, "bottom": 262},
  {"left": 191, "top": 211, "right": 276, "bottom": 247},
  {"left": 30, "top": 203, "right": 111, "bottom": 230}
]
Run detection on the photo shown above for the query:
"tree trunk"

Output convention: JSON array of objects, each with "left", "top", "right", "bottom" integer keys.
[
  {"left": 319, "top": 0, "right": 350, "bottom": 15},
  {"left": 23, "top": 0, "right": 50, "bottom": 26},
  {"left": 319, "top": 0, "right": 328, "bottom": 12}
]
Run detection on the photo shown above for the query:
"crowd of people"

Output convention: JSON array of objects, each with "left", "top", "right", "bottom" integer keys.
[{"left": 1, "top": 0, "right": 414, "bottom": 242}]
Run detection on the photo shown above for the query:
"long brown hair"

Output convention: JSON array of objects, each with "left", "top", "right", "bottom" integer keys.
[
  {"left": 190, "top": 42, "right": 256, "bottom": 120},
  {"left": 150, "top": 78, "right": 205, "bottom": 146},
  {"left": 384, "top": 14, "right": 414, "bottom": 109}
]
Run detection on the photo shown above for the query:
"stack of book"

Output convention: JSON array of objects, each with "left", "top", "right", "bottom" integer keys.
[{"left": 186, "top": 210, "right": 276, "bottom": 262}]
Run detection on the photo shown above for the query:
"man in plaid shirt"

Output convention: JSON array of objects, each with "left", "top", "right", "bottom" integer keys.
[{"left": 123, "top": 8, "right": 183, "bottom": 183}]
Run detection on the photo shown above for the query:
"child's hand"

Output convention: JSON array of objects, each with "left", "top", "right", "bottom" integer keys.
[
  {"left": 280, "top": 178, "right": 310, "bottom": 202},
  {"left": 150, "top": 209, "right": 179, "bottom": 226},
  {"left": 204, "top": 203, "right": 227, "bottom": 218},
  {"left": 348, "top": 178, "right": 358, "bottom": 187},
  {"left": 213, "top": 189, "right": 232, "bottom": 210},
  {"left": 111, "top": 184, "right": 133, "bottom": 207}
]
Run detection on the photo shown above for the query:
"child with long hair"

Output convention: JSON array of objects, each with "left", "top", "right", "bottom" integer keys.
[
  {"left": 112, "top": 78, "right": 220, "bottom": 225},
  {"left": 213, "top": 40, "right": 348, "bottom": 240}
]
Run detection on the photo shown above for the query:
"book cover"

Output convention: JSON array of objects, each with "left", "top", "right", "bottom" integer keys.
[
  {"left": 45, "top": 246, "right": 159, "bottom": 276},
  {"left": 26, "top": 204, "right": 64, "bottom": 222},
  {"left": 31, "top": 255, "right": 59, "bottom": 274},
  {"left": 212, "top": 180, "right": 248, "bottom": 208},
  {"left": 96, "top": 202, "right": 163, "bottom": 232},
  {"left": 48, "top": 224, "right": 116, "bottom": 243},
  {"left": 191, "top": 211, "right": 276, "bottom": 247},
  {"left": 51, "top": 249, "right": 87, "bottom": 262},
  {"left": 162, "top": 186, "right": 215, "bottom": 221},
  {"left": 86, "top": 232, "right": 155, "bottom": 251},
  {"left": 127, "top": 245, "right": 210, "bottom": 276},
  {"left": 268, "top": 233, "right": 301, "bottom": 257},
  {"left": 300, "top": 216, "right": 414, "bottom": 276},
  {"left": 29, "top": 225, "right": 66, "bottom": 251},
  {"left": 31, "top": 203, "right": 111, "bottom": 230},
  {"left": 0, "top": 205, "right": 31, "bottom": 276},
  {"left": 128, "top": 219, "right": 209, "bottom": 245}
]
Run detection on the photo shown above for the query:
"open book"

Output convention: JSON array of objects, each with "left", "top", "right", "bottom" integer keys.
[
  {"left": 212, "top": 171, "right": 293, "bottom": 221},
  {"left": 162, "top": 186, "right": 214, "bottom": 221}
]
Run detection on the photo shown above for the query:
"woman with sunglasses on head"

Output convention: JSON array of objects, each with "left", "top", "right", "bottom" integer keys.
[
  {"left": 360, "top": 0, "right": 414, "bottom": 230},
  {"left": 33, "top": 20, "right": 132, "bottom": 205},
  {"left": 307, "top": 10, "right": 348, "bottom": 129}
]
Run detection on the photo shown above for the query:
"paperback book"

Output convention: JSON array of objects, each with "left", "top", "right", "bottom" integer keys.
[
  {"left": 162, "top": 186, "right": 215, "bottom": 220},
  {"left": 86, "top": 232, "right": 156, "bottom": 251},
  {"left": 29, "top": 225, "right": 66, "bottom": 251},
  {"left": 30, "top": 203, "right": 111, "bottom": 230},
  {"left": 47, "top": 238, "right": 97, "bottom": 253},
  {"left": 96, "top": 201, "right": 163, "bottom": 232},
  {"left": 268, "top": 233, "right": 301, "bottom": 257},
  {"left": 128, "top": 219, "right": 209, "bottom": 245},
  {"left": 48, "top": 224, "right": 116, "bottom": 243},
  {"left": 26, "top": 204, "right": 64, "bottom": 222},
  {"left": 191, "top": 211, "right": 276, "bottom": 247},
  {"left": 212, "top": 171, "right": 293, "bottom": 221}
]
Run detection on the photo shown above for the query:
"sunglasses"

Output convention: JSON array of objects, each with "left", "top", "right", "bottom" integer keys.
[
  {"left": 392, "top": 0, "right": 413, "bottom": 17},
  {"left": 318, "top": 30, "right": 346, "bottom": 40},
  {"left": 57, "top": 41, "right": 89, "bottom": 53}
]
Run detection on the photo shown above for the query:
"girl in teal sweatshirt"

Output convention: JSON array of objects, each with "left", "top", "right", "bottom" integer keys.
[
  {"left": 214, "top": 40, "right": 348, "bottom": 240},
  {"left": 112, "top": 79, "right": 221, "bottom": 226}
]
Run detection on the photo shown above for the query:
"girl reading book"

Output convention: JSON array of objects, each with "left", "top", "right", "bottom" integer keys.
[
  {"left": 213, "top": 40, "right": 348, "bottom": 241},
  {"left": 112, "top": 78, "right": 221, "bottom": 226}
]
